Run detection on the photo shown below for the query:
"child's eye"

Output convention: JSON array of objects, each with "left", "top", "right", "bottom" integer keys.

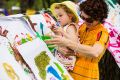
[{"left": 59, "top": 15, "right": 62, "bottom": 17}]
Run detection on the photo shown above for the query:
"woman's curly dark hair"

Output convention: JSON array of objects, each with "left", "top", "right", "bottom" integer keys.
[{"left": 80, "top": 0, "right": 108, "bottom": 23}]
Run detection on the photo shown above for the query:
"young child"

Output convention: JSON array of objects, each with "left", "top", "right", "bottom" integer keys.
[{"left": 50, "top": 1, "right": 80, "bottom": 71}]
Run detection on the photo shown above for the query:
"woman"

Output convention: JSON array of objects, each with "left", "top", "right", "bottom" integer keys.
[{"left": 45, "top": 0, "right": 109, "bottom": 80}]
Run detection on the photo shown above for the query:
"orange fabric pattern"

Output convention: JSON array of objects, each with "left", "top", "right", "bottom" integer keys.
[{"left": 70, "top": 23, "right": 109, "bottom": 80}]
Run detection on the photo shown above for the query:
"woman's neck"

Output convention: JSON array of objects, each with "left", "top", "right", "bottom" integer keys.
[{"left": 86, "top": 21, "right": 99, "bottom": 28}]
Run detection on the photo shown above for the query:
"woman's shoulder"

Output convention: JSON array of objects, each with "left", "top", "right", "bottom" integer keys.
[
  {"left": 78, "top": 23, "right": 86, "bottom": 31},
  {"left": 99, "top": 24, "right": 108, "bottom": 32}
]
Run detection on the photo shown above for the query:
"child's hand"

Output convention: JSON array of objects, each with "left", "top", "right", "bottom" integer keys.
[
  {"left": 49, "top": 23, "right": 55, "bottom": 29},
  {"left": 58, "top": 47, "right": 74, "bottom": 56},
  {"left": 50, "top": 27, "right": 63, "bottom": 36},
  {"left": 56, "top": 27, "right": 64, "bottom": 33},
  {"left": 53, "top": 27, "right": 65, "bottom": 35},
  {"left": 50, "top": 24, "right": 59, "bottom": 33}
]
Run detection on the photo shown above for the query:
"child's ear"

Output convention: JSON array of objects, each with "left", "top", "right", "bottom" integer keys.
[{"left": 68, "top": 14, "right": 73, "bottom": 19}]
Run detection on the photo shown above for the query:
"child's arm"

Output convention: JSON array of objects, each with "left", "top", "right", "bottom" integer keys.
[
  {"left": 53, "top": 24, "right": 78, "bottom": 42},
  {"left": 65, "top": 24, "right": 78, "bottom": 42},
  {"left": 56, "top": 24, "right": 79, "bottom": 56}
]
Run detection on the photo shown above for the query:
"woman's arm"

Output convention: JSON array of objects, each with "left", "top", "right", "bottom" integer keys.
[
  {"left": 45, "top": 31, "right": 109, "bottom": 58},
  {"left": 66, "top": 40, "right": 104, "bottom": 57},
  {"left": 46, "top": 37, "right": 104, "bottom": 57}
]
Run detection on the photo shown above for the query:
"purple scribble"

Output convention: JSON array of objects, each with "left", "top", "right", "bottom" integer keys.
[{"left": 50, "top": 77, "right": 56, "bottom": 80}]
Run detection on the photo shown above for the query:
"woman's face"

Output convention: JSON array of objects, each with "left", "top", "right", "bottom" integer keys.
[
  {"left": 80, "top": 11, "right": 100, "bottom": 27},
  {"left": 54, "top": 8, "right": 72, "bottom": 26},
  {"left": 80, "top": 11, "right": 94, "bottom": 25}
]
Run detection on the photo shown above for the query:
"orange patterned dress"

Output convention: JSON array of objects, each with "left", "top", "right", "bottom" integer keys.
[{"left": 70, "top": 23, "right": 109, "bottom": 80}]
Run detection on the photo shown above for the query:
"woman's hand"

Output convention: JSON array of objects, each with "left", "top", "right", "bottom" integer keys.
[{"left": 45, "top": 35, "right": 69, "bottom": 47}]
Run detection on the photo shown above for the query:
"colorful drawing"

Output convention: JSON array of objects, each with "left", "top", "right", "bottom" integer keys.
[
  {"left": 40, "top": 22, "right": 44, "bottom": 36},
  {"left": 14, "top": 33, "right": 33, "bottom": 46},
  {"left": 47, "top": 66, "right": 62, "bottom": 80},
  {"left": 0, "top": 13, "right": 73, "bottom": 80},
  {"left": 3, "top": 63, "right": 20, "bottom": 80},
  {"left": 34, "top": 51, "right": 50, "bottom": 80},
  {"left": 112, "top": 50, "right": 120, "bottom": 63},
  {"left": 103, "top": 0, "right": 120, "bottom": 67},
  {"left": 0, "top": 45, "right": 32, "bottom": 80},
  {"left": 42, "top": 13, "right": 56, "bottom": 28},
  {"left": 50, "top": 77, "right": 56, "bottom": 80},
  {"left": 54, "top": 62, "right": 64, "bottom": 74},
  {"left": 0, "top": 17, "right": 37, "bottom": 80},
  {"left": 17, "top": 38, "right": 73, "bottom": 80},
  {"left": 54, "top": 62, "right": 70, "bottom": 80}
]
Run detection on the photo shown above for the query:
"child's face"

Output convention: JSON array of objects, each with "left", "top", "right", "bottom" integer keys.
[{"left": 54, "top": 8, "right": 72, "bottom": 26}]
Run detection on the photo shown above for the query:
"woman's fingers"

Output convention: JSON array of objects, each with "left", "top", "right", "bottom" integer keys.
[
  {"left": 47, "top": 44, "right": 57, "bottom": 48},
  {"left": 52, "top": 35, "right": 62, "bottom": 38},
  {"left": 45, "top": 35, "right": 63, "bottom": 44},
  {"left": 45, "top": 39, "right": 60, "bottom": 44},
  {"left": 44, "top": 35, "right": 69, "bottom": 47}
]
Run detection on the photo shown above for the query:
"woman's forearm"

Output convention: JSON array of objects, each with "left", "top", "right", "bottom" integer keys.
[{"left": 66, "top": 40, "right": 103, "bottom": 57}]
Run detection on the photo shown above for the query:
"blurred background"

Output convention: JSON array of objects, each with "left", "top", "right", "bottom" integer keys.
[
  {"left": 0, "top": 0, "right": 79, "bottom": 16},
  {"left": 0, "top": 0, "right": 119, "bottom": 16}
]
